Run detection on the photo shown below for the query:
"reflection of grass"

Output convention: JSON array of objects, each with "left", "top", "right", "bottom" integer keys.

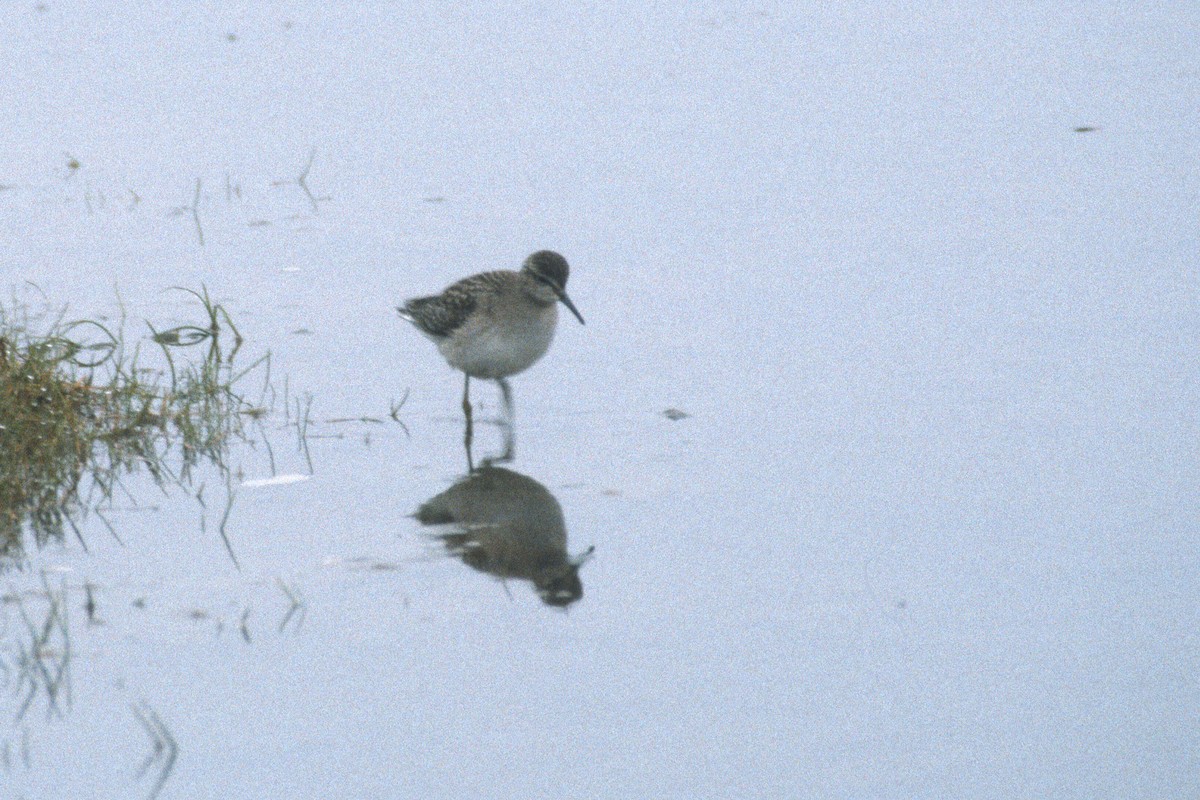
[
  {"left": 133, "top": 700, "right": 177, "bottom": 800},
  {"left": 2, "top": 575, "right": 72, "bottom": 721},
  {"left": 0, "top": 288, "right": 268, "bottom": 562}
]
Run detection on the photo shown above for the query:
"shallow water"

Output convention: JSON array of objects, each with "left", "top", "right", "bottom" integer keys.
[{"left": 2, "top": 4, "right": 1198, "bottom": 798}]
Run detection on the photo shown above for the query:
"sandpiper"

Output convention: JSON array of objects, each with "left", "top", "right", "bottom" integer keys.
[{"left": 397, "top": 250, "right": 584, "bottom": 439}]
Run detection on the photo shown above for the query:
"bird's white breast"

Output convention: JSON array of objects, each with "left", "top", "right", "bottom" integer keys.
[{"left": 440, "top": 301, "right": 558, "bottom": 379}]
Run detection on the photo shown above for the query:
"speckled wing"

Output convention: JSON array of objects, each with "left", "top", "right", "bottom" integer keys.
[
  {"left": 397, "top": 271, "right": 507, "bottom": 338},
  {"left": 398, "top": 292, "right": 474, "bottom": 338}
]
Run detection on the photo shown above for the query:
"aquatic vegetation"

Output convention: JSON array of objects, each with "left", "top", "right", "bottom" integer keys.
[{"left": 0, "top": 288, "right": 269, "bottom": 564}]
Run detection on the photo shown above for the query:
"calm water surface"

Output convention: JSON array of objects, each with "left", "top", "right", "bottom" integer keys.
[{"left": 1, "top": 4, "right": 1198, "bottom": 798}]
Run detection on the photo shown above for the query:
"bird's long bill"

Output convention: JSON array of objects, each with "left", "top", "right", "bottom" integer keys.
[
  {"left": 556, "top": 288, "right": 586, "bottom": 325},
  {"left": 569, "top": 545, "right": 596, "bottom": 568}
]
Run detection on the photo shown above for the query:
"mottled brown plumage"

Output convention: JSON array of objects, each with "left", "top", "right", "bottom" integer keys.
[
  {"left": 400, "top": 271, "right": 508, "bottom": 339},
  {"left": 396, "top": 251, "right": 585, "bottom": 456}
]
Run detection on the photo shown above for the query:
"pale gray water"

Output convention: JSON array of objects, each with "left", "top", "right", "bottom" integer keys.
[{"left": 1, "top": 3, "right": 1198, "bottom": 798}]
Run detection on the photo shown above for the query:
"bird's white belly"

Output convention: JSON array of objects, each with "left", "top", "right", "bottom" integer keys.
[{"left": 440, "top": 304, "right": 557, "bottom": 379}]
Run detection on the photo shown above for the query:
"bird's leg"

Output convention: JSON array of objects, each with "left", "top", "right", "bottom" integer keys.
[
  {"left": 496, "top": 426, "right": 515, "bottom": 463},
  {"left": 462, "top": 374, "right": 473, "bottom": 450},
  {"left": 497, "top": 378, "right": 514, "bottom": 427},
  {"left": 497, "top": 378, "right": 515, "bottom": 462}
]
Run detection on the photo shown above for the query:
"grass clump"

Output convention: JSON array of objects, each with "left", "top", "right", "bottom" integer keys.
[{"left": 0, "top": 288, "right": 267, "bottom": 563}]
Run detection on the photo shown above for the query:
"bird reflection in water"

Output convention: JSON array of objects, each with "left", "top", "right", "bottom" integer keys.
[{"left": 416, "top": 466, "right": 594, "bottom": 607}]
